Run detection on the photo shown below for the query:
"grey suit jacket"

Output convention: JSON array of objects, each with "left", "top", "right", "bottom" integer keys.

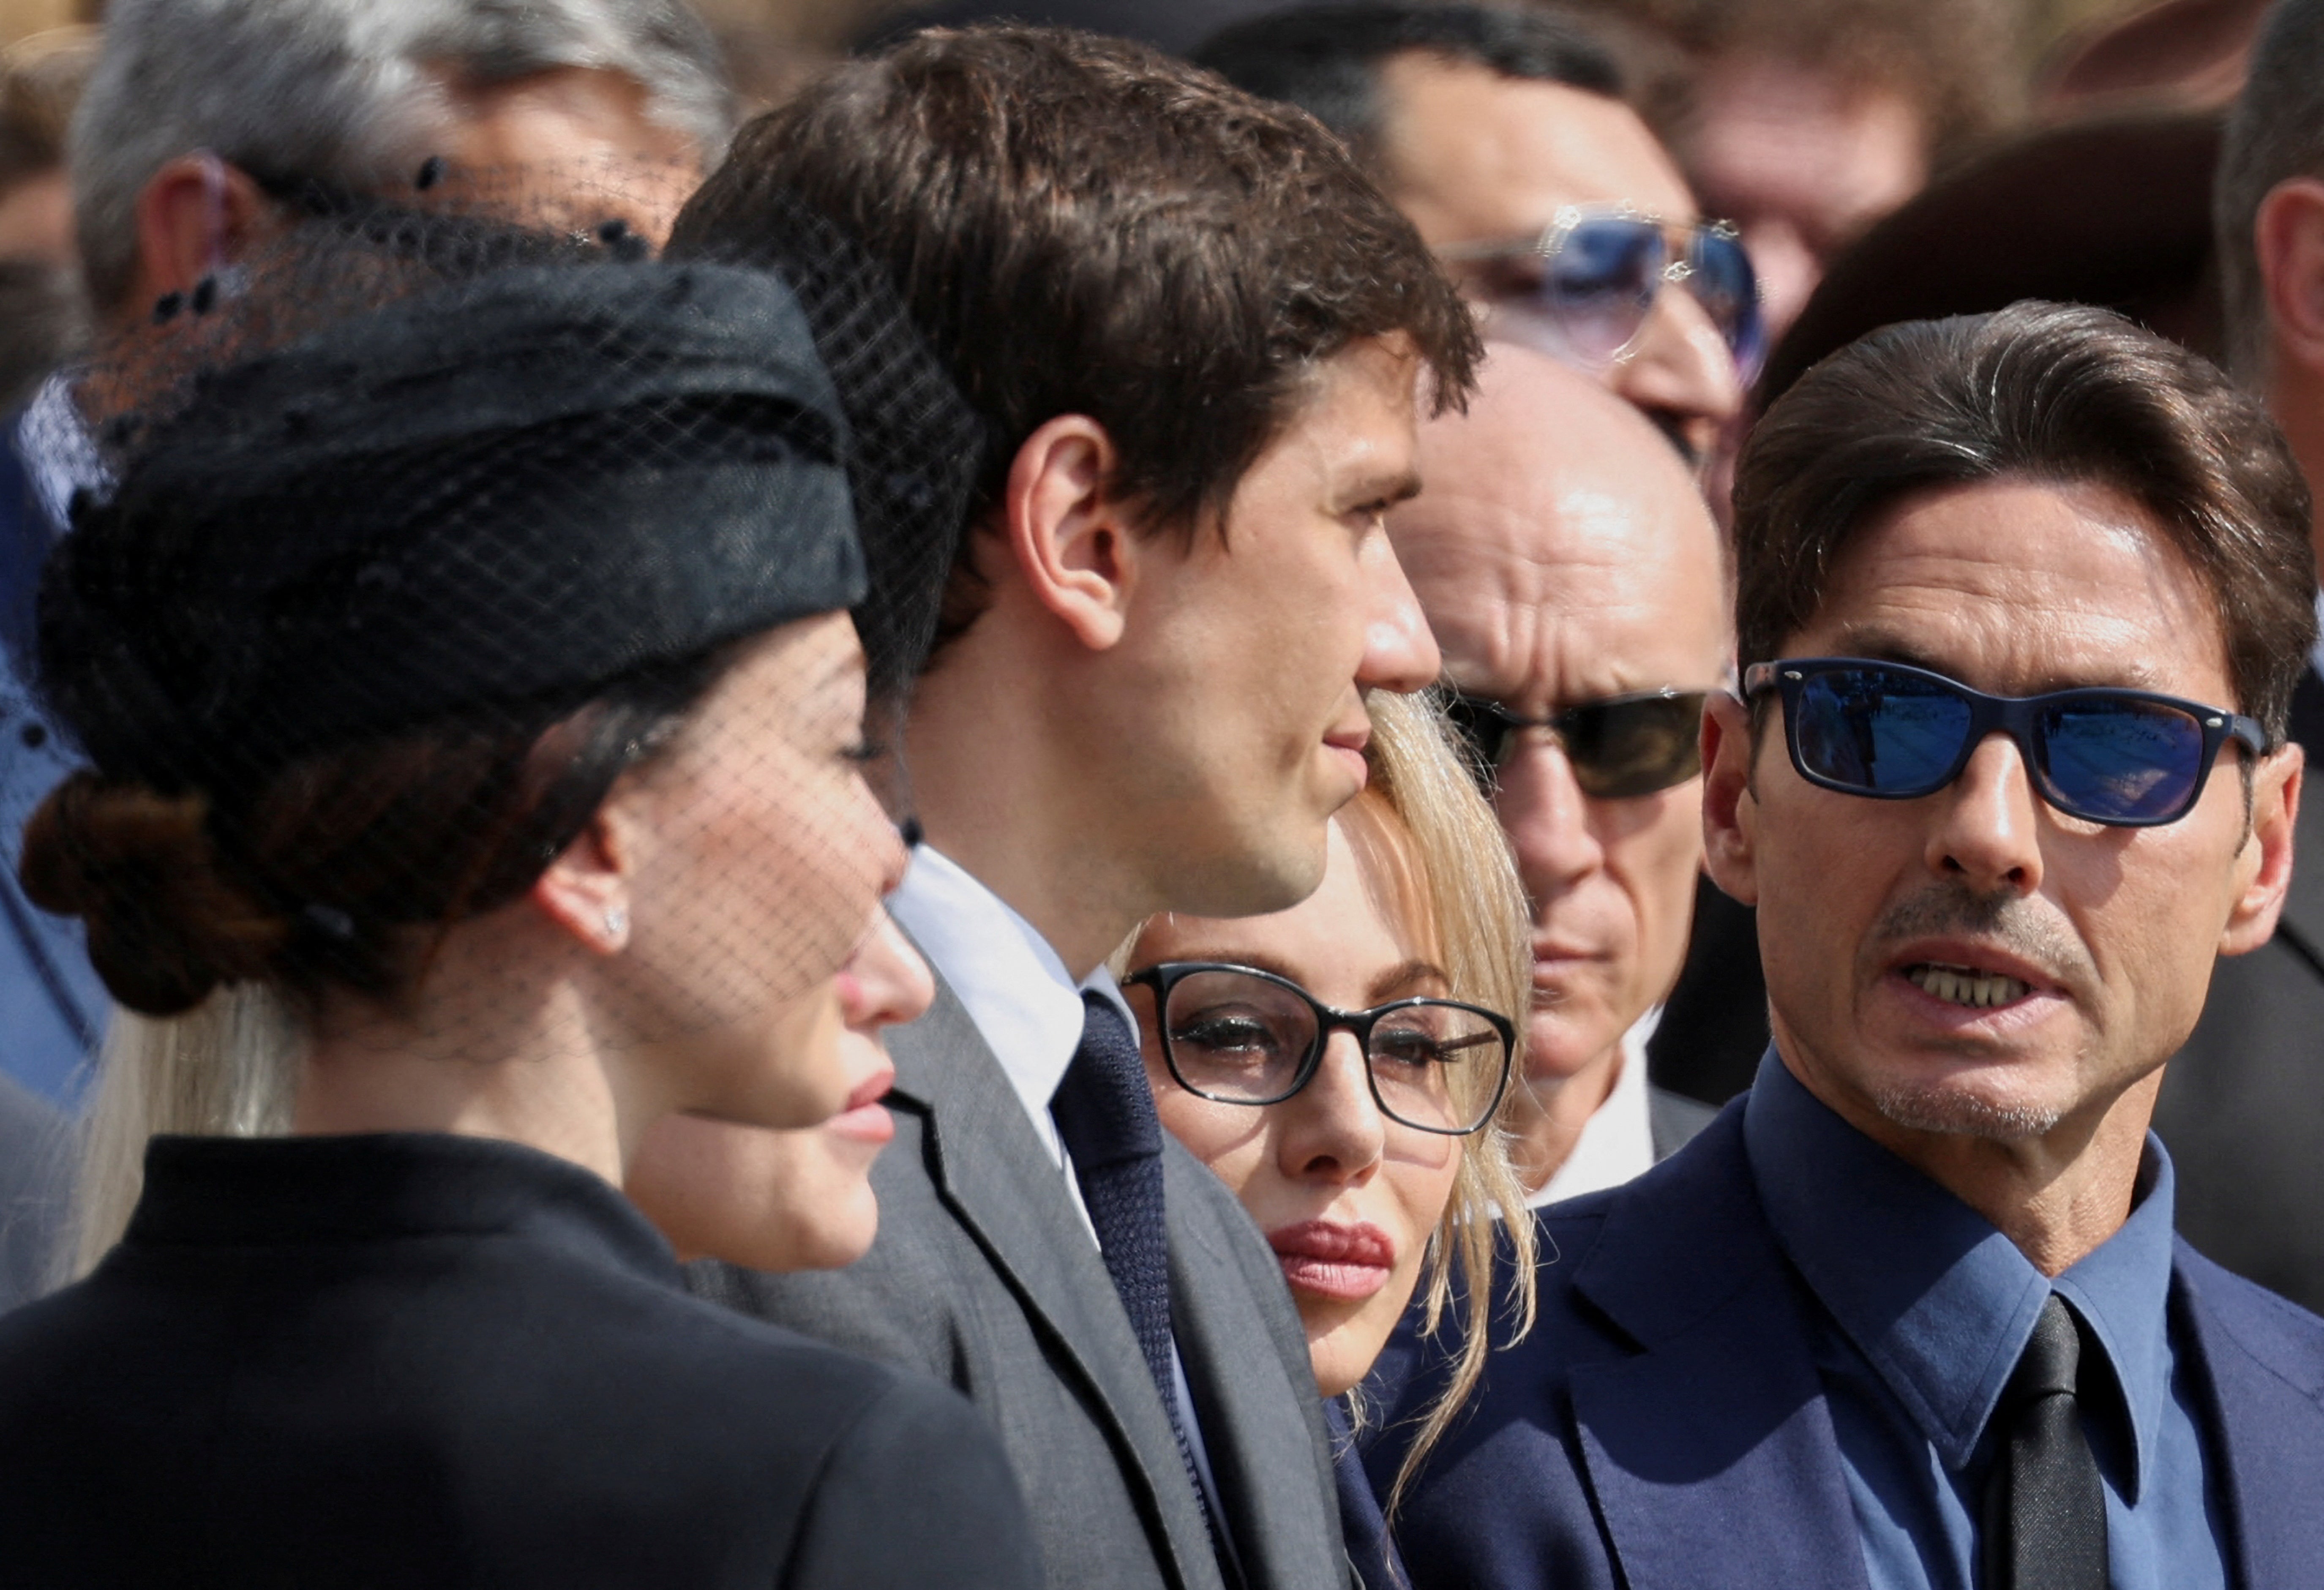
[
  {"left": 2152, "top": 667, "right": 2324, "bottom": 1312},
  {"left": 691, "top": 972, "right": 1348, "bottom": 1590}
]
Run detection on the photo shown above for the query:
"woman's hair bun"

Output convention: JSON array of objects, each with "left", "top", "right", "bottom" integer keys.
[{"left": 19, "top": 771, "right": 289, "bottom": 1016}]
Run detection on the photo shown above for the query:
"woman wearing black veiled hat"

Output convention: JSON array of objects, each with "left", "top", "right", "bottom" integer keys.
[{"left": 0, "top": 259, "right": 1041, "bottom": 1588}]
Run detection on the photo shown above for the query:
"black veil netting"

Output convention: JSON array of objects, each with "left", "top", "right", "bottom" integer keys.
[{"left": 16, "top": 168, "right": 968, "bottom": 1091}]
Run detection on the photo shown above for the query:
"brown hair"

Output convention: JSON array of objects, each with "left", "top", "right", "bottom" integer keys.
[
  {"left": 1734, "top": 301, "right": 2316, "bottom": 739},
  {"left": 1563, "top": 0, "right": 2021, "bottom": 169},
  {"left": 2217, "top": 0, "right": 2324, "bottom": 380},
  {"left": 20, "top": 651, "right": 725, "bottom": 1019},
  {"left": 668, "top": 25, "right": 1481, "bottom": 652}
]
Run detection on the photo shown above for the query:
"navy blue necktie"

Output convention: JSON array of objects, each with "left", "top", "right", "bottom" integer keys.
[{"left": 1052, "top": 993, "right": 1221, "bottom": 1548}]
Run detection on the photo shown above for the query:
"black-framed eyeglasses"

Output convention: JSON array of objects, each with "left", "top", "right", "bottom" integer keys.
[
  {"left": 1743, "top": 657, "right": 2269, "bottom": 828},
  {"left": 1121, "top": 962, "right": 1514, "bottom": 1136},
  {"left": 1439, "top": 204, "right": 1764, "bottom": 376},
  {"left": 1443, "top": 687, "right": 1708, "bottom": 799}
]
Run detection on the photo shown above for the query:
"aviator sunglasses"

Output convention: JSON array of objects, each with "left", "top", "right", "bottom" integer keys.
[
  {"left": 1122, "top": 962, "right": 1514, "bottom": 1136},
  {"left": 1444, "top": 687, "right": 1709, "bottom": 798},
  {"left": 1439, "top": 204, "right": 1765, "bottom": 376},
  {"left": 1744, "top": 657, "right": 2269, "bottom": 828}
]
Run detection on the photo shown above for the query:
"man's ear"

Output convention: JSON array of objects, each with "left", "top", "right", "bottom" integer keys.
[
  {"left": 1699, "top": 691, "right": 1761, "bottom": 908},
  {"left": 2221, "top": 744, "right": 2302, "bottom": 957},
  {"left": 2255, "top": 178, "right": 2324, "bottom": 381},
  {"left": 130, "top": 153, "right": 274, "bottom": 315},
  {"left": 529, "top": 801, "right": 642, "bottom": 956},
  {"left": 1000, "top": 413, "right": 1137, "bottom": 652}
]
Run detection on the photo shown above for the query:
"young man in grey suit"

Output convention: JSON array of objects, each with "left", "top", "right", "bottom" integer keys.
[{"left": 670, "top": 27, "right": 1478, "bottom": 1590}]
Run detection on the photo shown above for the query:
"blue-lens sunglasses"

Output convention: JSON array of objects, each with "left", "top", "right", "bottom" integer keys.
[{"left": 1743, "top": 657, "right": 2269, "bottom": 828}]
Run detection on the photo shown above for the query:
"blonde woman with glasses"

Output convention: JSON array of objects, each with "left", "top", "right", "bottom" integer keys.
[{"left": 1118, "top": 690, "right": 1536, "bottom": 1588}]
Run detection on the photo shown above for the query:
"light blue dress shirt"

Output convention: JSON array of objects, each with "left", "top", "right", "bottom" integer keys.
[{"left": 1743, "top": 1051, "right": 2229, "bottom": 1590}]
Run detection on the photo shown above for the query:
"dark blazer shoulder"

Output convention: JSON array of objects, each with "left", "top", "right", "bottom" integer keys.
[
  {"left": 1374, "top": 1106, "right": 1870, "bottom": 1590},
  {"left": 0, "top": 1199, "right": 1042, "bottom": 1590}
]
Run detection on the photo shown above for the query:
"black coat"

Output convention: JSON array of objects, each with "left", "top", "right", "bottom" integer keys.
[
  {"left": 2148, "top": 666, "right": 2324, "bottom": 1313},
  {"left": 0, "top": 1132, "right": 1042, "bottom": 1589}
]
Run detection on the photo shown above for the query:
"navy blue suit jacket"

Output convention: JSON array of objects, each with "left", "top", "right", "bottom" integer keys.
[
  {"left": 0, "top": 409, "right": 104, "bottom": 1102},
  {"left": 1367, "top": 1105, "right": 2324, "bottom": 1590}
]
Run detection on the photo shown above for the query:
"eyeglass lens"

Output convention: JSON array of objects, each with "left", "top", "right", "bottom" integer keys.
[
  {"left": 1154, "top": 967, "right": 1504, "bottom": 1134},
  {"left": 1446, "top": 691, "right": 1705, "bottom": 799},
  {"left": 1509, "top": 217, "right": 1760, "bottom": 369},
  {"left": 1791, "top": 665, "right": 2212, "bottom": 824}
]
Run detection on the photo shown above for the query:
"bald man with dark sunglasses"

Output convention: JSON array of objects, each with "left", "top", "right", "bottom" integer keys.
[{"left": 1388, "top": 344, "right": 1724, "bottom": 1203}]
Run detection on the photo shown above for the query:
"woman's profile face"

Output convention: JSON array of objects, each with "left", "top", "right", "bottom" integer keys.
[
  {"left": 627, "top": 911, "right": 932, "bottom": 1270},
  {"left": 1126, "top": 807, "right": 1467, "bottom": 1398},
  {"left": 612, "top": 613, "right": 911, "bottom": 1130}
]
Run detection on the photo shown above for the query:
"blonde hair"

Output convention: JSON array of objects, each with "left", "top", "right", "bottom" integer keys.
[
  {"left": 1118, "top": 687, "right": 1537, "bottom": 1516},
  {"left": 63, "top": 984, "right": 300, "bottom": 1283}
]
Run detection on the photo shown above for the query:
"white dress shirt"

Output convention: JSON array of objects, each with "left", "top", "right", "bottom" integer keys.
[
  {"left": 1528, "top": 1006, "right": 1663, "bottom": 1208},
  {"left": 887, "top": 843, "right": 1225, "bottom": 1511}
]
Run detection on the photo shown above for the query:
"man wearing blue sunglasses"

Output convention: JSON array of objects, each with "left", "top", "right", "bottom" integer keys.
[{"left": 1368, "top": 301, "right": 2324, "bottom": 1590}]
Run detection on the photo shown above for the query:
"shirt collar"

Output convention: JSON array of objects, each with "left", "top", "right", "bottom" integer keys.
[
  {"left": 1529, "top": 1005, "right": 1661, "bottom": 1207},
  {"left": 1743, "top": 1048, "right": 2179, "bottom": 1496},
  {"left": 18, "top": 372, "right": 107, "bottom": 536},
  {"left": 887, "top": 843, "right": 1133, "bottom": 1130}
]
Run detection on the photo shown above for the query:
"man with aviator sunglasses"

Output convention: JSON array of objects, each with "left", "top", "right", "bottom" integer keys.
[
  {"left": 1369, "top": 302, "right": 2324, "bottom": 1590},
  {"left": 1391, "top": 346, "right": 1726, "bottom": 1205},
  {"left": 1196, "top": 2, "right": 1752, "bottom": 467}
]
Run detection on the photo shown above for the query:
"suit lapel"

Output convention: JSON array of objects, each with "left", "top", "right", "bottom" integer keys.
[
  {"left": 1566, "top": 1114, "right": 1871, "bottom": 1590},
  {"left": 886, "top": 973, "right": 1221, "bottom": 1590},
  {"left": 2171, "top": 1246, "right": 2324, "bottom": 1589},
  {"left": 1166, "top": 1142, "right": 1342, "bottom": 1590}
]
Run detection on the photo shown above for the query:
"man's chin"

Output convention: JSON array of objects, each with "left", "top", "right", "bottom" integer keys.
[
  {"left": 1861, "top": 1072, "right": 2068, "bottom": 1142},
  {"left": 1521, "top": 1013, "right": 1626, "bottom": 1090}
]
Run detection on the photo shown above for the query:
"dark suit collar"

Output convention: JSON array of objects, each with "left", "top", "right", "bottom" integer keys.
[
  {"left": 887, "top": 965, "right": 1224, "bottom": 1590},
  {"left": 2169, "top": 1241, "right": 2324, "bottom": 1589},
  {"left": 125, "top": 1131, "right": 679, "bottom": 1284},
  {"left": 1561, "top": 1105, "right": 1872, "bottom": 1590},
  {"left": 2273, "top": 666, "right": 2324, "bottom": 970}
]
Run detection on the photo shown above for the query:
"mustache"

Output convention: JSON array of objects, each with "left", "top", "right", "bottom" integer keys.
[{"left": 1868, "top": 882, "right": 2094, "bottom": 990}]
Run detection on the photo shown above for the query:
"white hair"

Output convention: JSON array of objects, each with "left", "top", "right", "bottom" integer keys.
[{"left": 69, "top": 0, "right": 731, "bottom": 313}]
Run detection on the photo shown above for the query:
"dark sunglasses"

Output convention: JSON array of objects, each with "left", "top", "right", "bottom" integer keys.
[
  {"left": 1744, "top": 657, "right": 2269, "bottom": 827},
  {"left": 1440, "top": 205, "right": 1764, "bottom": 376},
  {"left": 1443, "top": 687, "right": 1708, "bottom": 799},
  {"left": 1121, "top": 962, "right": 1514, "bottom": 1136}
]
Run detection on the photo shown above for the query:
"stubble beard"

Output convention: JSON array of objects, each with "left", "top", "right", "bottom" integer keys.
[{"left": 1860, "top": 1074, "right": 2068, "bottom": 1142}]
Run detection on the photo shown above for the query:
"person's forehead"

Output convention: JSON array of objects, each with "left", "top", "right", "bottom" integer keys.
[
  {"left": 1685, "top": 56, "right": 1927, "bottom": 241},
  {"left": 1395, "top": 366, "right": 1727, "bottom": 689},
  {"left": 1375, "top": 54, "right": 1697, "bottom": 244},
  {"left": 1793, "top": 478, "right": 2231, "bottom": 695},
  {"left": 1400, "top": 353, "right": 1717, "bottom": 606}
]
